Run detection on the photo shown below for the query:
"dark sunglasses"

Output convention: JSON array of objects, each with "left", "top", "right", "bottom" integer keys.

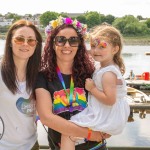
[
  {"left": 54, "top": 36, "right": 80, "bottom": 47},
  {"left": 13, "top": 36, "right": 37, "bottom": 47}
]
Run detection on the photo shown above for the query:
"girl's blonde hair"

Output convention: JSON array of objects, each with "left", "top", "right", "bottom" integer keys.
[{"left": 90, "top": 24, "right": 125, "bottom": 75}]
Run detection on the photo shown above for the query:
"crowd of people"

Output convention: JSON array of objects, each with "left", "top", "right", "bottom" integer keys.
[{"left": 0, "top": 16, "right": 130, "bottom": 150}]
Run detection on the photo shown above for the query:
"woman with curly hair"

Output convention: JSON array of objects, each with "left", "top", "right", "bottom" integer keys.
[{"left": 35, "top": 16, "right": 108, "bottom": 150}]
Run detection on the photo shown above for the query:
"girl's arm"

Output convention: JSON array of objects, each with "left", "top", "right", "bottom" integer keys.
[
  {"left": 35, "top": 88, "right": 102, "bottom": 142},
  {"left": 85, "top": 71, "right": 117, "bottom": 106}
]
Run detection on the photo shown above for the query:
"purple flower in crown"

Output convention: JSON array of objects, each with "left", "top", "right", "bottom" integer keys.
[
  {"left": 64, "top": 18, "right": 73, "bottom": 24},
  {"left": 45, "top": 25, "right": 51, "bottom": 35}
]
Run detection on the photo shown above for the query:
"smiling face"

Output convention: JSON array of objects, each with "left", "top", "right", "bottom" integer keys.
[
  {"left": 54, "top": 27, "right": 79, "bottom": 64},
  {"left": 11, "top": 26, "right": 37, "bottom": 62}
]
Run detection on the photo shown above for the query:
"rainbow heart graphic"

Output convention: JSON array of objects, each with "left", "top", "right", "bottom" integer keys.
[{"left": 16, "top": 97, "right": 35, "bottom": 117}]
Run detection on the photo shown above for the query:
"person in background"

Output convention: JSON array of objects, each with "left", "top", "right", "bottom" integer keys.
[
  {"left": 0, "top": 19, "right": 42, "bottom": 150},
  {"left": 60, "top": 25, "right": 130, "bottom": 150},
  {"left": 35, "top": 16, "right": 109, "bottom": 150}
]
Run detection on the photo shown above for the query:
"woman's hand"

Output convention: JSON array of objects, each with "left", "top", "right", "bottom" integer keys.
[
  {"left": 90, "top": 131, "right": 102, "bottom": 142},
  {"left": 101, "top": 132, "right": 111, "bottom": 139},
  {"left": 90, "top": 131, "right": 111, "bottom": 142}
]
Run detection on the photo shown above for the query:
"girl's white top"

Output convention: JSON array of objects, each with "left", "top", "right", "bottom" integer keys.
[
  {"left": 71, "top": 65, "right": 130, "bottom": 135},
  {"left": 0, "top": 65, "right": 37, "bottom": 150}
]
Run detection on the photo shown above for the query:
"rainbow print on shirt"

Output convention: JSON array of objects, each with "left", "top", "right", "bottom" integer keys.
[{"left": 53, "top": 87, "right": 87, "bottom": 114}]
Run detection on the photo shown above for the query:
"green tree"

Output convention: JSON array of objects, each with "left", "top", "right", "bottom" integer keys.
[
  {"left": 145, "top": 18, "right": 150, "bottom": 28},
  {"left": 85, "top": 11, "right": 101, "bottom": 28},
  {"left": 76, "top": 15, "right": 86, "bottom": 24},
  {"left": 113, "top": 15, "right": 149, "bottom": 36},
  {"left": 137, "top": 15, "right": 143, "bottom": 21},
  {"left": 123, "top": 23, "right": 138, "bottom": 35},
  {"left": 113, "top": 15, "right": 139, "bottom": 34},
  {"left": 104, "top": 14, "right": 115, "bottom": 24},
  {"left": 5, "top": 13, "right": 21, "bottom": 22},
  {"left": 40, "top": 11, "right": 59, "bottom": 27},
  {"left": 113, "top": 17, "right": 126, "bottom": 33},
  {"left": 99, "top": 14, "right": 106, "bottom": 24},
  {"left": 59, "top": 12, "right": 68, "bottom": 18},
  {"left": 136, "top": 22, "right": 149, "bottom": 35}
]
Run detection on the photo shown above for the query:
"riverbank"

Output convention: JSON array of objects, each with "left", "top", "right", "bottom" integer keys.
[{"left": 124, "top": 36, "right": 150, "bottom": 45}]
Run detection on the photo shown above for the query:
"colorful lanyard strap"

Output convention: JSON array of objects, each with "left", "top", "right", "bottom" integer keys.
[
  {"left": 56, "top": 66, "right": 74, "bottom": 112},
  {"left": 89, "top": 140, "right": 107, "bottom": 150}
]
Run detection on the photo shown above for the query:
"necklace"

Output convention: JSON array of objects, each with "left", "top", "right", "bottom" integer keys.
[{"left": 56, "top": 66, "right": 74, "bottom": 112}]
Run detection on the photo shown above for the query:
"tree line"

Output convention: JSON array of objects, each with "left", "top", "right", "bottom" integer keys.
[{"left": 1, "top": 11, "right": 150, "bottom": 36}]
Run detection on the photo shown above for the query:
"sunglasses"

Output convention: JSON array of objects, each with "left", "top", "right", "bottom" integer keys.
[
  {"left": 54, "top": 36, "right": 80, "bottom": 47},
  {"left": 91, "top": 39, "right": 107, "bottom": 48},
  {"left": 13, "top": 36, "right": 37, "bottom": 47}
]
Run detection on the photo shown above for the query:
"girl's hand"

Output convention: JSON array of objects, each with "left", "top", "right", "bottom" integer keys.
[
  {"left": 85, "top": 78, "right": 96, "bottom": 92},
  {"left": 101, "top": 132, "right": 111, "bottom": 139}
]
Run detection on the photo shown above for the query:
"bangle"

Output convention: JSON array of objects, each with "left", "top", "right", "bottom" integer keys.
[{"left": 85, "top": 128, "right": 92, "bottom": 141}]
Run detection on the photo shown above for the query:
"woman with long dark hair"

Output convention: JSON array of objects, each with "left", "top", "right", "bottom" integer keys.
[{"left": 0, "top": 19, "right": 42, "bottom": 150}]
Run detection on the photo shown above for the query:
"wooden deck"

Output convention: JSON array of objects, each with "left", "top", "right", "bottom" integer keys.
[
  {"left": 126, "top": 80, "right": 150, "bottom": 85},
  {"left": 127, "top": 87, "right": 150, "bottom": 120},
  {"left": 130, "top": 102, "right": 150, "bottom": 110},
  {"left": 126, "top": 79, "right": 150, "bottom": 91}
]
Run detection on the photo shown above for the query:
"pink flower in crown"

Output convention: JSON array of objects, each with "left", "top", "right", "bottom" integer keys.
[
  {"left": 76, "top": 21, "right": 81, "bottom": 28},
  {"left": 65, "top": 18, "right": 73, "bottom": 24},
  {"left": 82, "top": 28, "right": 87, "bottom": 34}
]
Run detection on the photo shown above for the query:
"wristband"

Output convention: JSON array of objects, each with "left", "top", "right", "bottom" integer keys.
[{"left": 85, "top": 128, "right": 92, "bottom": 141}]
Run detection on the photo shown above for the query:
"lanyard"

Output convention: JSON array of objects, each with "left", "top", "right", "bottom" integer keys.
[{"left": 56, "top": 66, "right": 74, "bottom": 112}]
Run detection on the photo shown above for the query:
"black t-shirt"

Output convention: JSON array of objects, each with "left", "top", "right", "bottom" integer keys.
[{"left": 35, "top": 72, "right": 105, "bottom": 150}]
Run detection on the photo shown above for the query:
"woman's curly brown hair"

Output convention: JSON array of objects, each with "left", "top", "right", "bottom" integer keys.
[{"left": 40, "top": 24, "right": 95, "bottom": 87}]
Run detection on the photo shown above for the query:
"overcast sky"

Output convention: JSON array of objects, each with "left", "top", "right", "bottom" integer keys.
[{"left": 0, "top": 0, "right": 150, "bottom": 18}]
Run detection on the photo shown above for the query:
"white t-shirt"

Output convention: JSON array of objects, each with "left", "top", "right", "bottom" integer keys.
[{"left": 0, "top": 68, "right": 37, "bottom": 150}]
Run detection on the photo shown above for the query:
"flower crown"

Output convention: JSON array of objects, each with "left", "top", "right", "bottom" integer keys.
[{"left": 45, "top": 16, "right": 88, "bottom": 38}]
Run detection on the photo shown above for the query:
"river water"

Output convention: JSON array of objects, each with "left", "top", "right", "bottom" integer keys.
[{"left": 1, "top": 39, "right": 150, "bottom": 147}]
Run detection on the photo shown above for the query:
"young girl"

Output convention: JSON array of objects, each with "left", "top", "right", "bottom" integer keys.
[{"left": 61, "top": 25, "right": 130, "bottom": 150}]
